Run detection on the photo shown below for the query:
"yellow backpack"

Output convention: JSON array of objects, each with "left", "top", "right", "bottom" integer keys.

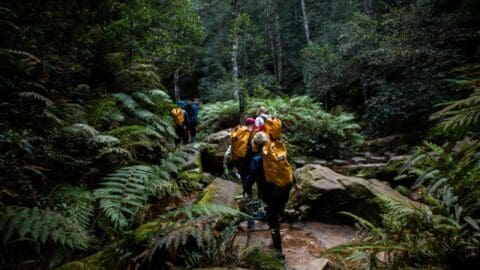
[
  {"left": 265, "top": 117, "right": 282, "bottom": 140},
  {"left": 262, "top": 140, "right": 293, "bottom": 187},
  {"left": 230, "top": 125, "right": 251, "bottom": 161},
  {"left": 171, "top": 107, "right": 184, "bottom": 126}
]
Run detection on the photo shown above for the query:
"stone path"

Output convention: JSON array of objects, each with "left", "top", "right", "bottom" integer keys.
[{"left": 237, "top": 221, "right": 357, "bottom": 270}]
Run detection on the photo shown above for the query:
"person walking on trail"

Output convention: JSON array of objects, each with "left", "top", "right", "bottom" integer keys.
[
  {"left": 223, "top": 117, "right": 257, "bottom": 229},
  {"left": 186, "top": 98, "right": 201, "bottom": 143},
  {"left": 244, "top": 131, "right": 297, "bottom": 257},
  {"left": 171, "top": 101, "right": 190, "bottom": 145},
  {"left": 223, "top": 117, "right": 256, "bottom": 185},
  {"left": 254, "top": 106, "right": 271, "bottom": 132}
]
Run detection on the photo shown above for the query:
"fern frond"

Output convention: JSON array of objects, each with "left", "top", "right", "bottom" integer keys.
[
  {"left": 18, "top": 91, "right": 53, "bottom": 107},
  {"left": 52, "top": 184, "right": 95, "bottom": 230},
  {"left": 0, "top": 206, "right": 90, "bottom": 250}
]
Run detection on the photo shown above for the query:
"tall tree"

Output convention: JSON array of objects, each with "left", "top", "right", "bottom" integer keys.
[
  {"left": 265, "top": 0, "right": 284, "bottom": 85},
  {"left": 300, "top": 0, "right": 310, "bottom": 42},
  {"left": 231, "top": 0, "right": 244, "bottom": 122}
]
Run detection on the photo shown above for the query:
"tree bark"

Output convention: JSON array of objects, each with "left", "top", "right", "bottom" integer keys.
[
  {"left": 174, "top": 68, "right": 180, "bottom": 102},
  {"left": 272, "top": 0, "right": 283, "bottom": 85},
  {"left": 300, "top": 0, "right": 310, "bottom": 42},
  {"left": 363, "top": 0, "right": 371, "bottom": 15},
  {"left": 266, "top": 0, "right": 277, "bottom": 78},
  {"left": 231, "top": 0, "right": 244, "bottom": 123}
]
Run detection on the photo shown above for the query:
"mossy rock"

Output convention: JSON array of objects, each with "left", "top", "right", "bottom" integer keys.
[
  {"left": 241, "top": 247, "right": 285, "bottom": 270},
  {"left": 346, "top": 156, "right": 409, "bottom": 184},
  {"left": 56, "top": 261, "right": 101, "bottom": 270},
  {"left": 133, "top": 221, "right": 158, "bottom": 244},
  {"left": 179, "top": 169, "right": 204, "bottom": 183},
  {"left": 287, "top": 164, "right": 415, "bottom": 224},
  {"left": 198, "top": 178, "right": 242, "bottom": 209}
]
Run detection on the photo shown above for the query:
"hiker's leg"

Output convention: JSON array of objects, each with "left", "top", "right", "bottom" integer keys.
[{"left": 189, "top": 124, "right": 197, "bottom": 143}]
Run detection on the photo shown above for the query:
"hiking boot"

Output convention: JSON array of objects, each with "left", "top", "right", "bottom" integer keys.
[{"left": 271, "top": 229, "right": 283, "bottom": 254}]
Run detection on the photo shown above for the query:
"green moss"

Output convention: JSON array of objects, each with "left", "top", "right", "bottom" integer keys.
[
  {"left": 198, "top": 181, "right": 220, "bottom": 205},
  {"left": 133, "top": 221, "right": 158, "bottom": 244},
  {"left": 56, "top": 261, "right": 101, "bottom": 270},
  {"left": 242, "top": 247, "right": 285, "bottom": 270},
  {"left": 179, "top": 170, "right": 203, "bottom": 183}
]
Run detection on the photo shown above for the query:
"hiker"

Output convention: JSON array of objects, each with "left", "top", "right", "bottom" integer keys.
[
  {"left": 244, "top": 131, "right": 296, "bottom": 257},
  {"left": 186, "top": 98, "right": 200, "bottom": 143},
  {"left": 254, "top": 106, "right": 270, "bottom": 132},
  {"left": 223, "top": 117, "right": 256, "bottom": 184},
  {"left": 171, "top": 101, "right": 190, "bottom": 145}
]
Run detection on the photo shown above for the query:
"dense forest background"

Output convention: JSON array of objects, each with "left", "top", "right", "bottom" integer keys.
[{"left": 1, "top": 0, "right": 479, "bottom": 269}]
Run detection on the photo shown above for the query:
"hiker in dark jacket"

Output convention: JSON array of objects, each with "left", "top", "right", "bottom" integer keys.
[
  {"left": 187, "top": 98, "right": 200, "bottom": 143},
  {"left": 244, "top": 132, "right": 292, "bottom": 256}
]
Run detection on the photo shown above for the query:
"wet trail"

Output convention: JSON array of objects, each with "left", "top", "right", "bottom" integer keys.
[{"left": 236, "top": 221, "right": 357, "bottom": 270}]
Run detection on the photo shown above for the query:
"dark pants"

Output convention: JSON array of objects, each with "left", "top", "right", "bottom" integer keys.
[
  {"left": 260, "top": 183, "right": 292, "bottom": 229},
  {"left": 234, "top": 156, "right": 252, "bottom": 194},
  {"left": 175, "top": 125, "right": 189, "bottom": 145},
  {"left": 188, "top": 124, "right": 197, "bottom": 143}
]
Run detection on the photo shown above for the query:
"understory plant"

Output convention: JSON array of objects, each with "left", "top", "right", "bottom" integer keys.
[{"left": 199, "top": 96, "right": 363, "bottom": 158}]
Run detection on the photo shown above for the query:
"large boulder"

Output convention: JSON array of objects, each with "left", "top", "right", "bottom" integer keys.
[
  {"left": 201, "top": 130, "right": 230, "bottom": 174},
  {"left": 287, "top": 164, "right": 414, "bottom": 224},
  {"left": 198, "top": 177, "right": 242, "bottom": 209}
]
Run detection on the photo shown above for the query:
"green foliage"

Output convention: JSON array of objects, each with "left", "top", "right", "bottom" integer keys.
[
  {"left": 242, "top": 247, "right": 285, "bottom": 270},
  {"left": 145, "top": 203, "right": 245, "bottom": 268},
  {"left": 329, "top": 140, "right": 480, "bottom": 269},
  {"left": 94, "top": 152, "right": 187, "bottom": 231},
  {"left": 431, "top": 64, "right": 480, "bottom": 139},
  {"left": 0, "top": 206, "right": 91, "bottom": 250},
  {"left": 52, "top": 185, "right": 95, "bottom": 231},
  {"left": 199, "top": 96, "right": 363, "bottom": 157}
]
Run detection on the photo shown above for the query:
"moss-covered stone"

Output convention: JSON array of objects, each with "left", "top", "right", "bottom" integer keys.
[
  {"left": 287, "top": 164, "right": 415, "bottom": 224},
  {"left": 57, "top": 241, "right": 122, "bottom": 270},
  {"left": 346, "top": 156, "right": 408, "bottom": 184},
  {"left": 179, "top": 169, "right": 204, "bottom": 183},
  {"left": 198, "top": 178, "right": 242, "bottom": 209},
  {"left": 133, "top": 221, "right": 158, "bottom": 244}
]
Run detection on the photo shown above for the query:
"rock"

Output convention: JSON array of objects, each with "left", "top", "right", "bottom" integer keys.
[
  {"left": 288, "top": 164, "right": 414, "bottom": 223},
  {"left": 293, "top": 157, "right": 307, "bottom": 167},
  {"left": 362, "top": 152, "right": 372, "bottom": 158},
  {"left": 384, "top": 151, "right": 395, "bottom": 159},
  {"left": 198, "top": 178, "right": 242, "bottom": 209},
  {"left": 351, "top": 157, "right": 367, "bottom": 164},
  {"left": 181, "top": 145, "right": 203, "bottom": 172},
  {"left": 345, "top": 156, "right": 410, "bottom": 184},
  {"left": 314, "top": 159, "right": 327, "bottom": 166},
  {"left": 332, "top": 159, "right": 348, "bottom": 166},
  {"left": 369, "top": 156, "right": 386, "bottom": 162},
  {"left": 201, "top": 130, "right": 230, "bottom": 174}
]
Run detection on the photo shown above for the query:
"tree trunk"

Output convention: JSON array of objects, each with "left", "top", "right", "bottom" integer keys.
[
  {"left": 231, "top": 0, "right": 244, "bottom": 123},
  {"left": 174, "top": 68, "right": 180, "bottom": 102},
  {"left": 272, "top": 0, "right": 283, "bottom": 85},
  {"left": 363, "top": 0, "right": 371, "bottom": 15},
  {"left": 300, "top": 0, "right": 310, "bottom": 42},
  {"left": 266, "top": 0, "right": 277, "bottom": 78}
]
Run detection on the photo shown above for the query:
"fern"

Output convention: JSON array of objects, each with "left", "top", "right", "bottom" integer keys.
[
  {"left": 0, "top": 206, "right": 91, "bottom": 250},
  {"left": 18, "top": 91, "right": 53, "bottom": 107},
  {"left": 94, "top": 149, "right": 189, "bottom": 231},
  {"left": 52, "top": 184, "right": 95, "bottom": 230},
  {"left": 146, "top": 203, "right": 245, "bottom": 265},
  {"left": 86, "top": 98, "right": 124, "bottom": 128},
  {"left": 431, "top": 64, "right": 480, "bottom": 138},
  {"left": 94, "top": 166, "right": 154, "bottom": 230}
]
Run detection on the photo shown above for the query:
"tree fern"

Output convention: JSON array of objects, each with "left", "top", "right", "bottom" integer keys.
[{"left": 0, "top": 206, "right": 90, "bottom": 250}]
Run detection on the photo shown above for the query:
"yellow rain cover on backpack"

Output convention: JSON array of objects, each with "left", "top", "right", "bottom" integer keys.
[
  {"left": 171, "top": 107, "right": 184, "bottom": 126},
  {"left": 262, "top": 140, "right": 293, "bottom": 187},
  {"left": 231, "top": 125, "right": 250, "bottom": 161},
  {"left": 265, "top": 117, "right": 282, "bottom": 140}
]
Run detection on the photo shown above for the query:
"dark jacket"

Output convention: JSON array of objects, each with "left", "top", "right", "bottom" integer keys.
[{"left": 245, "top": 152, "right": 265, "bottom": 197}]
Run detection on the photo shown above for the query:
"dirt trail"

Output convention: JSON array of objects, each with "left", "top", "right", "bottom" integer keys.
[{"left": 237, "top": 221, "right": 357, "bottom": 270}]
